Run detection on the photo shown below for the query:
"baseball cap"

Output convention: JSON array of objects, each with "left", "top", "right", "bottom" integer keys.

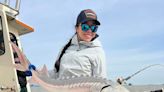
[{"left": 76, "top": 9, "right": 100, "bottom": 25}]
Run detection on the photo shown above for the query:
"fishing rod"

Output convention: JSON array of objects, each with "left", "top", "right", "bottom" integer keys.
[{"left": 117, "top": 64, "right": 164, "bottom": 84}]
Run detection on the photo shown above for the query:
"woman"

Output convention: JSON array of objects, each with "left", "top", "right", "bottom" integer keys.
[
  {"left": 10, "top": 33, "right": 28, "bottom": 92},
  {"left": 54, "top": 9, "right": 107, "bottom": 79}
]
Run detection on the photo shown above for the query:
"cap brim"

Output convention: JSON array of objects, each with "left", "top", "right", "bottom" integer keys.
[
  {"left": 94, "top": 20, "right": 101, "bottom": 25},
  {"left": 81, "top": 18, "right": 101, "bottom": 25}
]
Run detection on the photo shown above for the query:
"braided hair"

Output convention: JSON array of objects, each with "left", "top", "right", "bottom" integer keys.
[{"left": 54, "top": 38, "right": 72, "bottom": 72}]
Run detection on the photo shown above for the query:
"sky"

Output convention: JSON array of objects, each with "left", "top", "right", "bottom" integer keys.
[{"left": 12, "top": 0, "right": 164, "bottom": 85}]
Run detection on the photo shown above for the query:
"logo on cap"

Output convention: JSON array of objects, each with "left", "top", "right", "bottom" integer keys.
[{"left": 84, "top": 10, "right": 97, "bottom": 19}]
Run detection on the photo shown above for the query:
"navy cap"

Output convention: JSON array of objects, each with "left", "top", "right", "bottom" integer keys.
[{"left": 76, "top": 9, "right": 100, "bottom": 25}]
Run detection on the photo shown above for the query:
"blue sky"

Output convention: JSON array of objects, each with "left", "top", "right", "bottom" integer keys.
[{"left": 17, "top": 0, "right": 164, "bottom": 85}]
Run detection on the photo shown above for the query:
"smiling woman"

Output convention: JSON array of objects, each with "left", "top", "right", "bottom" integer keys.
[{"left": 53, "top": 9, "right": 107, "bottom": 79}]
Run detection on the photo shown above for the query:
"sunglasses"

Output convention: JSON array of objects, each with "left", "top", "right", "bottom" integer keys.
[{"left": 81, "top": 24, "right": 98, "bottom": 32}]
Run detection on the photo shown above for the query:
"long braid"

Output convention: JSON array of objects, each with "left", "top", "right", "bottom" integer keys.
[{"left": 54, "top": 38, "right": 72, "bottom": 72}]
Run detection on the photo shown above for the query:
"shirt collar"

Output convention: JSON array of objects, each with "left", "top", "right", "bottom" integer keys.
[{"left": 71, "top": 34, "right": 101, "bottom": 47}]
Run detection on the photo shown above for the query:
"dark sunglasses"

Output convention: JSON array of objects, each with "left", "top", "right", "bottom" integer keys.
[{"left": 81, "top": 24, "right": 98, "bottom": 32}]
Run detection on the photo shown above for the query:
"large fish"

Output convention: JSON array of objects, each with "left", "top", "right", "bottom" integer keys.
[{"left": 11, "top": 42, "right": 129, "bottom": 92}]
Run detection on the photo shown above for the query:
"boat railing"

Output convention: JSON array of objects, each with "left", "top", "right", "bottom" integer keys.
[{"left": 0, "top": 0, "right": 21, "bottom": 11}]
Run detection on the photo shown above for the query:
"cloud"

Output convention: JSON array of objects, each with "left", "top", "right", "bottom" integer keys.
[{"left": 106, "top": 45, "right": 164, "bottom": 64}]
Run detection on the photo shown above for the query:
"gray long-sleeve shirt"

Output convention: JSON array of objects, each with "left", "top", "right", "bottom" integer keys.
[{"left": 51, "top": 34, "right": 107, "bottom": 79}]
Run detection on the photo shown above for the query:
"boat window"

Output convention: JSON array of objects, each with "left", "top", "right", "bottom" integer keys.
[{"left": 0, "top": 16, "right": 5, "bottom": 55}]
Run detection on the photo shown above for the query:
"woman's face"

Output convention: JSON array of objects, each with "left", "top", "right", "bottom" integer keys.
[{"left": 76, "top": 21, "right": 97, "bottom": 42}]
